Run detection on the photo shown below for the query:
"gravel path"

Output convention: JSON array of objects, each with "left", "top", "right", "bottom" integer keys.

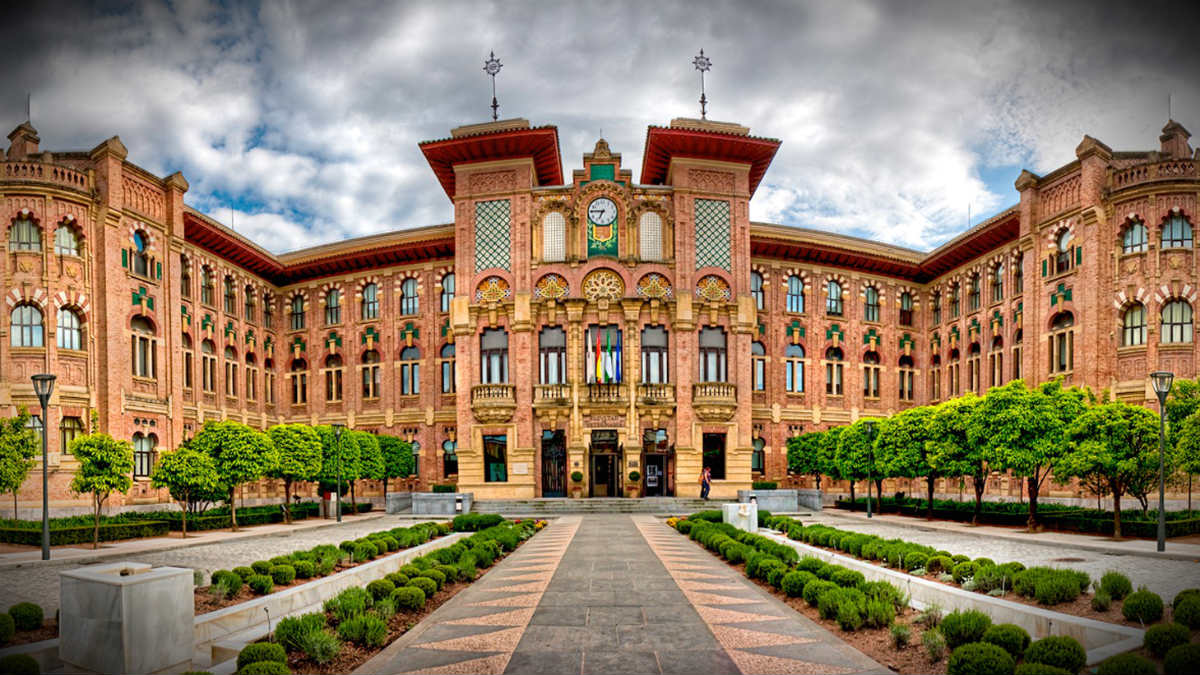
[
  {"left": 0, "top": 515, "right": 436, "bottom": 615},
  {"left": 803, "top": 513, "right": 1200, "bottom": 602}
]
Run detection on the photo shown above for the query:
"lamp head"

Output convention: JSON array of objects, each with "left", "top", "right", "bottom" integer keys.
[
  {"left": 1150, "top": 371, "right": 1175, "bottom": 402},
  {"left": 412, "top": 441, "right": 421, "bottom": 456},
  {"left": 863, "top": 419, "right": 875, "bottom": 437},
  {"left": 31, "top": 374, "right": 56, "bottom": 403},
  {"left": 332, "top": 423, "right": 344, "bottom": 439}
]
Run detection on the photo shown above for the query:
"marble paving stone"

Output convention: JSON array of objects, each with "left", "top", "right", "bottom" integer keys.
[
  {"left": 582, "top": 649, "right": 660, "bottom": 675},
  {"left": 503, "top": 648, "right": 583, "bottom": 675}
]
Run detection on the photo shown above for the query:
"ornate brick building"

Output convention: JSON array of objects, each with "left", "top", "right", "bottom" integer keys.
[{"left": 2, "top": 114, "right": 1197, "bottom": 511}]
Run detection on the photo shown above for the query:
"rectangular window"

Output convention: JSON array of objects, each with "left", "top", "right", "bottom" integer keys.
[
  {"left": 539, "top": 327, "right": 567, "bottom": 384},
  {"left": 698, "top": 327, "right": 727, "bottom": 382},
  {"left": 292, "top": 372, "right": 308, "bottom": 404},
  {"left": 702, "top": 432, "right": 726, "bottom": 480},
  {"left": 825, "top": 362, "right": 843, "bottom": 396},
  {"left": 474, "top": 199, "right": 512, "bottom": 272},
  {"left": 641, "top": 326, "right": 669, "bottom": 384},
  {"left": 753, "top": 356, "right": 766, "bottom": 391},
  {"left": 586, "top": 325, "right": 624, "bottom": 383},
  {"left": 484, "top": 434, "right": 507, "bottom": 482},
  {"left": 184, "top": 350, "right": 193, "bottom": 389},
  {"left": 863, "top": 366, "right": 880, "bottom": 398},
  {"left": 265, "top": 372, "right": 275, "bottom": 404},
  {"left": 246, "top": 367, "right": 257, "bottom": 401},
  {"left": 694, "top": 199, "right": 731, "bottom": 271}
]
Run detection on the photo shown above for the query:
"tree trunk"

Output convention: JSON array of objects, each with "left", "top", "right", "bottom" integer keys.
[
  {"left": 972, "top": 476, "right": 986, "bottom": 526},
  {"left": 180, "top": 493, "right": 188, "bottom": 538},
  {"left": 12, "top": 492, "right": 17, "bottom": 520},
  {"left": 849, "top": 481, "right": 856, "bottom": 504},
  {"left": 93, "top": 494, "right": 102, "bottom": 550},
  {"left": 350, "top": 481, "right": 357, "bottom": 514},
  {"left": 382, "top": 475, "right": 388, "bottom": 506},
  {"left": 927, "top": 477, "right": 936, "bottom": 519},
  {"left": 1026, "top": 477, "right": 1040, "bottom": 531},
  {"left": 1189, "top": 474, "right": 1193, "bottom": 513},
  {"left": 282, "top": 478, "right": 292, "bottom": 524},
  {"left": 230, "top": 486, "right": 239, "bottom": 532},
  {"left": 815, "top": 474, "right": 822, "bottom": 491},
  {"left": 1112, "top": 489, "right": 1122, "bottom": 540},
  {"left": 875, "top": 479, "right": 884, "bottom": 511}
]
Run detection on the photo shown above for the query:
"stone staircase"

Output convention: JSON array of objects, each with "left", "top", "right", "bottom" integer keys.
[{"left": 471, "top": 497, "right": 733, "bottom": 515}]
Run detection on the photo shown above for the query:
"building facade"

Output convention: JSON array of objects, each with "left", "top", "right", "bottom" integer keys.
[{"left": 2, "top": 115, "right": 1198, "bottom": 511}]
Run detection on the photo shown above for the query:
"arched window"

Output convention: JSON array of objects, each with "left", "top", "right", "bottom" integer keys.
[
  {"left": 397, "top": 347, "right": 419, "bottom": 396},
  {"left": 361, "top": 282, "right": 379, "bottom": 320},
  {"left": 60, "top": 416, "right": 83, "bottom": 454},
  {"left": 244, "top": 353, "right": 257, "bottom": 401},
  {"left": 949, "top": 284, "right": 960, "bottom": 318},
  {"left": 400, "top": 279, "right": 419, "bottom": 315},
  {"left": 133, "top": 231, "right": 150, "bottom": 277},
  {"left": 750, "top": 272, "right": 764, "bottom": 310},
  {"left": 10, "top": 304, "right": 43, "bottom": 347},
  {"left": 930, "top": 354, "right": 942, "bottom": 400},
  {"left": 9, "top": 215, "right": 40, "bottom": 251},
  {"left": 543, "top": 211, "right": 566, "bottom": 262},
  {"left": 1049, "top": 312, "right": 1074, "bottom": 374},
  {"left": 751, "top": 436, "right": 766, "bottom": 475},
  {"left": 967, "top": 342, "right": 982, "bottom": 394},
  {"left": 440, "top": 274, "right": 455, "bottom": 313},
  {"left": 864, "top": 286, "right": 880, "bottom": 322},
  {"left": 641, "top": 326, "right": 669, "bottom": 384},
  {"left": 440, "top": 343, "right": 456, "bottom": 394},
  {"left": 826, "top": 280, "right": 843, "bottom": 316},
  {"left": 824, "top": 346, "right": 843, "bottom": 396},
  {"left": 131, "top": 317, "right": 157, "bottom": 378},
  {"left": 1123, "top": 220, "right": 1148, "bottom": 253},
  {"left": 900, "top": 292, "right": 914, "bottom": 326},
  {"left": 324, "top": 289, "right": 341, "bottom": 325},
  {"left": 751, "top": 341, "right": 766, "bottom": 391},
  {"left": 991, "top": 264, "right": 1004, "bottom": 303},
  {"left": 1054, "top": 229, "right": 1074, "bottom": 274},
  {"left": 200, "top": 267, "right": 215, "bottom": 305},
  {"left": 480, "top": 329, "right": 508, "bottom": 384},
  {"left": 639, "top": 211, "right": 663, "bottom": 262},
  {"left": 180, "top": 256, "right": 191, "bottom": 299},
  {"left": 1162, "top": 214, "right": 1194, "bottom": 249},
  {"left": 1123, "top": 303, "right": 1147, "bottom": 346},
  {"left": 786, "top": 276, "right": 805, "bottom": 313},
  {"left": 539, "top": 327, "right": 566, "bottom": 384},
  {"left": 290, "top": 358, "right": 308, "bottom": 404},
  {"left": 442, "top": 439, "right": 459, "bottom": 477},
  {"left": 365, "top": 349, "right": 386, "bottom": 398},
  {"left": 948, "top": 348, "right": 961, "bottom": 395},
  {"left": 244, "top": 285, "right": 256, "bottom": 322},
  {"left": 968, "top": 274, "right": 981, "bottom": 311},
  {"left": 263, "top": 292, "right": 274, "bottom": 327},
  {"left": 201, "top": 339, "right": 216, "bottom": 392},
  {"left": 1013, "top": 253, "right": 1024, "bottom": 294},
  {"left": 863, "top": 350, "right": 881, "bottom": 398},
  {"left": 55, "top": 225, "right": 80, "bottom": 256},
  {"left": 931, "top": 291, "right": 942, "bottom": 324},
  {"left": 989, "top": 336, "right": 1004, "bottom": 387},
  {"left": 223, "top": 346, "right": 238, "bottom": 397},
  {"left": 785, "top": 343, "right": 805, "bottom": 393},
  {"left": 698, "top": 327, "right": 727, "bottom": 382},
  {"left": 182, "top": 334, "right": 194, "bottom": 391},
  {"left": 324, "top": 354, "right": 344, "bottom": 402},
  {"left": 1162, "top": 300, "right": 1194, "bottom": 344},
  {"left": 57, "top": 308, "right": 83, "bottom": 350},
  {"left": 222, "top": 276, "right": 236, "bottom": 313},
  {"left": 132, "top": 432, "right": 157, "bottom": 478},
  {"left": 898, "top": 355, "right": 915, "bottom": 401},
  {"left": 289, "top": 295, "right": 305, "bottom": 330}
]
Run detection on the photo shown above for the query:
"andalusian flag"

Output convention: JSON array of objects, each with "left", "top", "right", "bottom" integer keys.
[{"left": 595, "top": 329, "right": 604, "bottom": 383}]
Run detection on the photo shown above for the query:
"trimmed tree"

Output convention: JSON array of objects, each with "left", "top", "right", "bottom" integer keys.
[
  {"left": 1060, "top": 401, "right": 1159, "bottom": 538},
  {"left": 836, "top": 419, "right": 883, "bottom": 510},
  {"left": 976, "top": 379, "right": 1088, "bottom": 530},
  {"left": 822, "top": 426, "right": 849, "bottom": 500},
  {"left": 786, "top": 430, "right": 828, "bottom": 489},
  {"left": 316, "top": 425, "right": 359, "bottom": 512},
  {"left": 1167, "top": 378, "right": 1200, "bottom": 511},
  {"left": 0, "top": 407, "right": 38, "bottom": 517},
  {"left": 876, "top": 406, "right": 937, "bottom": 518},
  {"left": 69, "top": 433, "right": 134, "bottom": 548},
  {"left": 188, "top": 421, "right": 273, "bottom": 531},
  {"left": 378, "top": 434, "right": 414, "bottom": 502},
  {"left": 929, "top": 394, "right": 989, "bottom": 523},
  {"left": 353, "top": 431, "right": 385, "bottom": 510},
  {"left": 150, "top": 446, "right": 220, "bottom": 537},
  {"left": 1172, "top": 409, "right": 1200, "bottom": 513},
  {"left": 265, "top": 424, "right": 322, "bottom": 523}
]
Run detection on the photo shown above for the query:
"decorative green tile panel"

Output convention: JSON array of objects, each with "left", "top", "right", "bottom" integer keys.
[
  {"left": 991, "top": 310, "right": 1004, "bottom": 328},
  {"left": 694, "top": 198, "right": 731, "bottom": 271},
  {"left": 224, "top": 321, "right": 237, "bottom": 340},
  {"left": 121, "top": 249, "right": 128, "bottom": 268},
  {"left": 201, "top": 313, "right": 214, "bottom": 330},
  {"left": 949, "top": 326, "right": 961, "bottom": 344},
  {"left": 1050, "top": 283, "right": 1071, "bottom": 306},
  {"left": 441, "top": 319, "right": 451, "bottom": 338},
  {"left": 787, "top": 320, "right": 805, "bottom": 338},
  {"left": 474, "top": 199, "right": 511, "bottom": 273},
  {"left": 132, "top": 286, "right": 153, "bottom": 310},
  {"left": 362, "top": 326, "right": 383, "bottom": 345},
  {"left": 264, "top": 336, "right": 274, "bottom": 352},
  {"left": 825, "top": 323, "right": 844, "bottom": 341},
  {"left": 589, "top": 164, "right": 615, "bottom": 181},
  {"left": 397, "top": 322, "right": 418, "bottom": 342},
  {"left": 1076, "top": 247, "right": 1082, "bottom": 265},
  {"left": 930, "top": 332, "right": 941, "bottom": 349},
  {"left": 181, "top": 304, "right": 191, "bottom": 326},
  {"left": 156, "top": 261, "right": 162, "bottom": 280},
  {"left": 245, "top": 329, "right": 256, "bottom": 347},
  {"left": 862, "top": 327, "right": 880, "bottom": 346},
  {"left": 968, "top": 317, "right": 981, "bottom": 337},
  {"left": 290, "top": 335, "right": 306, "bottom": 353},
  {"left": 899, "top": 333, "right": 915, "bottom": 350},
  {"left": 326, "top": 331, "right": 342, "bottom": 350}
]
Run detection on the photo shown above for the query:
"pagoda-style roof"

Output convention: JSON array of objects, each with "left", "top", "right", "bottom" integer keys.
[
  {"left": 420, "top": 119, "right": 563, "bottom": 199},
  {"left": 640, "top": 119, "right": 781, "bottom": 196}
]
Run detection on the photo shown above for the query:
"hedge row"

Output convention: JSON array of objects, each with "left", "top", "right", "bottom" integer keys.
[{"left": 0, "top": 520, "right": 170, "bottom": 546}]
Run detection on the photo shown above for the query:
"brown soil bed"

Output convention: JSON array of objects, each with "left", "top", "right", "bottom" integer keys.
[{"left": 4, "top": 619, "right": 59, "bottom": 647}]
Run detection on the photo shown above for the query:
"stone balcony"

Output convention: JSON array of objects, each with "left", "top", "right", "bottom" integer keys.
[
  {"left": 587, "top": 382, "right": 628, "bottom": 407},
  {"left": 1110, "top": 159, "right": 1197, "bottom": 191},
  {"left": 471, "top": 383, "right": 516, "bottom": 423},
  {"left": 533, "top": 383, "right": 571, "bottom": 408},
  {"left": 692, "top": 382, "right": 737, "bottom": 421},
  {"left": 637, "top": 383, "right": 676, "bottom": 407},
  {"left": 2, "top": 160, "right": 92, "bottom": 193}
]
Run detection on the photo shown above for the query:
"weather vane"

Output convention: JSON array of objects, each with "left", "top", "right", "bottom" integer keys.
[
  {"left": 483, "top": 51, "right": 503, "bottom": 121},
  {"left": 693, "top": 49, "right": 712, "bottom": 120}
]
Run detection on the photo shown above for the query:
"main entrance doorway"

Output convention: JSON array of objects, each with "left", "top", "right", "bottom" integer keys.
[
  {"left": 642, "top": 428, "right": 673, "bottom": 497},
  {"left": 541, "top": 430, "right": 566, "bottom": 497},
  {"left": 589, "top": 430, "right": 620, "bottom": 497}
]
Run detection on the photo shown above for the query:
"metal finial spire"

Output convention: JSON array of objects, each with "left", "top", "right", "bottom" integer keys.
[
  {"left": 693, "top": 49, "right": 712, "bottom": 120},
  {"left": 483, "top": 51, "right": 503, "bottom": 121}
]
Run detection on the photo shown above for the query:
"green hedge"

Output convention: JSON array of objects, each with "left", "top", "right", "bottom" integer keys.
[
  {"left": 0, "top": 520, "right": 169, "bottom": 545},
  {"left": 431, "top": 484, "right": 457, "bottom": 493},
  {"left": 752, "top": 481, "right": 779, "bottom": 490}
]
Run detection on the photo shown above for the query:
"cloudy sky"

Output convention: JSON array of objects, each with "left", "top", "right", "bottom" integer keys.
[{"left": 2, "top": 1, "right": 1197, "bottom": 254}]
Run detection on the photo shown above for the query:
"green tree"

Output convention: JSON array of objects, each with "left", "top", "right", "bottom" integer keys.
[
  {"left": 189, "top": 421, "right": 273, "bottom": 530},
  {"left": 1166, "top": 378, "right": 1200, "bottom": 510},
  {"left": 377, "top": 434, "right": 414, "bottom": 501},
  {"left": 836, "top": 419, "right": 883, "bottom": 510},
  {"left": 786, "top": 430, "right": 828, "bottom": 489},
  {"left": 265, "top": 424, "right": 322, "bottom": 523},
  {"left": 1060, "top": 401, "right": 1159, "bottom": 538},
  {"left": 876, "top": 406, "right": 937, "bottom": 518},
  {"left": 315, "top": 425, "right": 358, "bottom": 511},
  {"left": 69, "top": 434, "right": 134, "bottom": 548},
  {"left": 1173, "top": 410, "right": 1200, "bottom": 513},
  {"left": 976, "top": 379, "right": 1088, "bottom": 530},
  {"left": 821, "top": 426, "right": 849, "bottom": 500},
  {"left": 352, "top": 431, "right": 384, "bottom": 510},
  {"left": 150, "top": 446, "right": 220, "bottom": 537},
  {"left": 928, "top": 394, "right": 989, "bottom": 523},
  {"left": 0, "top": 407, "right": 38, "bottom": 517}
]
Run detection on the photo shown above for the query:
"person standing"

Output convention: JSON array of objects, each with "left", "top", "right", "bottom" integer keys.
[{"left": 700, "top": 466, "right": 712, "bottom": 500}]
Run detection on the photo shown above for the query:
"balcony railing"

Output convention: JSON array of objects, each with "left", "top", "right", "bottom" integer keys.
[
  {"left": 2, "top": 160, "right": 91, "bottom": 192},
  {"left": 587, "top": 382, "right": 628, "bottom": 406},
  {"left": 1111, "top": 159, "right": 1197, "bottom": 191},
  {"left": 692, "top": 382, "right": 737, "bottom": 421},
  {"left": 471, "top": 383, "right": 516, "bottom": 423},
  {"left": 637, "top": 383, "right": 675, "bottom": 406},
  {"left": 534, "top": 383, "right": 571, "bottom": 406}
]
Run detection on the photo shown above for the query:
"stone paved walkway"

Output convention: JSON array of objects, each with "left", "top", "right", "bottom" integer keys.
[{"left": 358, "top": 515, "right": 885, "bottom": 675}]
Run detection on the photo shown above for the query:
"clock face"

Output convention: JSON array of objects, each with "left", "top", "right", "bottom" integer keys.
[{"left": 587, "top": 198, "right": 618, "bottom": 226}]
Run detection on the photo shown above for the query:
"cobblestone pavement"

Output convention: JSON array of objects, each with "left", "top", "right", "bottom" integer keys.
[
  {"left": 0, "top": 515, "right": 436, "bottom": 615},
  {"left": 804, "top": 512, "right": 1200, "bottom": 601},
  {"left": 359, "top": 515, "right": 885, "bottom": 675}
]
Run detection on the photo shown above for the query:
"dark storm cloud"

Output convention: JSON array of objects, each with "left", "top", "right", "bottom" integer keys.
[{"left": 1, "top": 0, "right": 1196, "bottom": 252}]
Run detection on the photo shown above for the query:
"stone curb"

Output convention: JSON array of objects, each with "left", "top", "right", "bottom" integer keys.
[{"left": 821, "top": 510, "right": 1200, "bottom": 562}]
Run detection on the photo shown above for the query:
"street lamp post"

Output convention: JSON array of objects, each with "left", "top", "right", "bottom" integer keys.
[
  {"left": 1151, "top": 371, "right": 1174, "bottom": 552},
  {"left": 31, "top": 374, "right": 56, "bottom": 561},
  {"left": 864, "top": 420, "right": 876, "bottom": 519},
  {"left": 332, "top": 424, "right": 344, "bottom": 523}
]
